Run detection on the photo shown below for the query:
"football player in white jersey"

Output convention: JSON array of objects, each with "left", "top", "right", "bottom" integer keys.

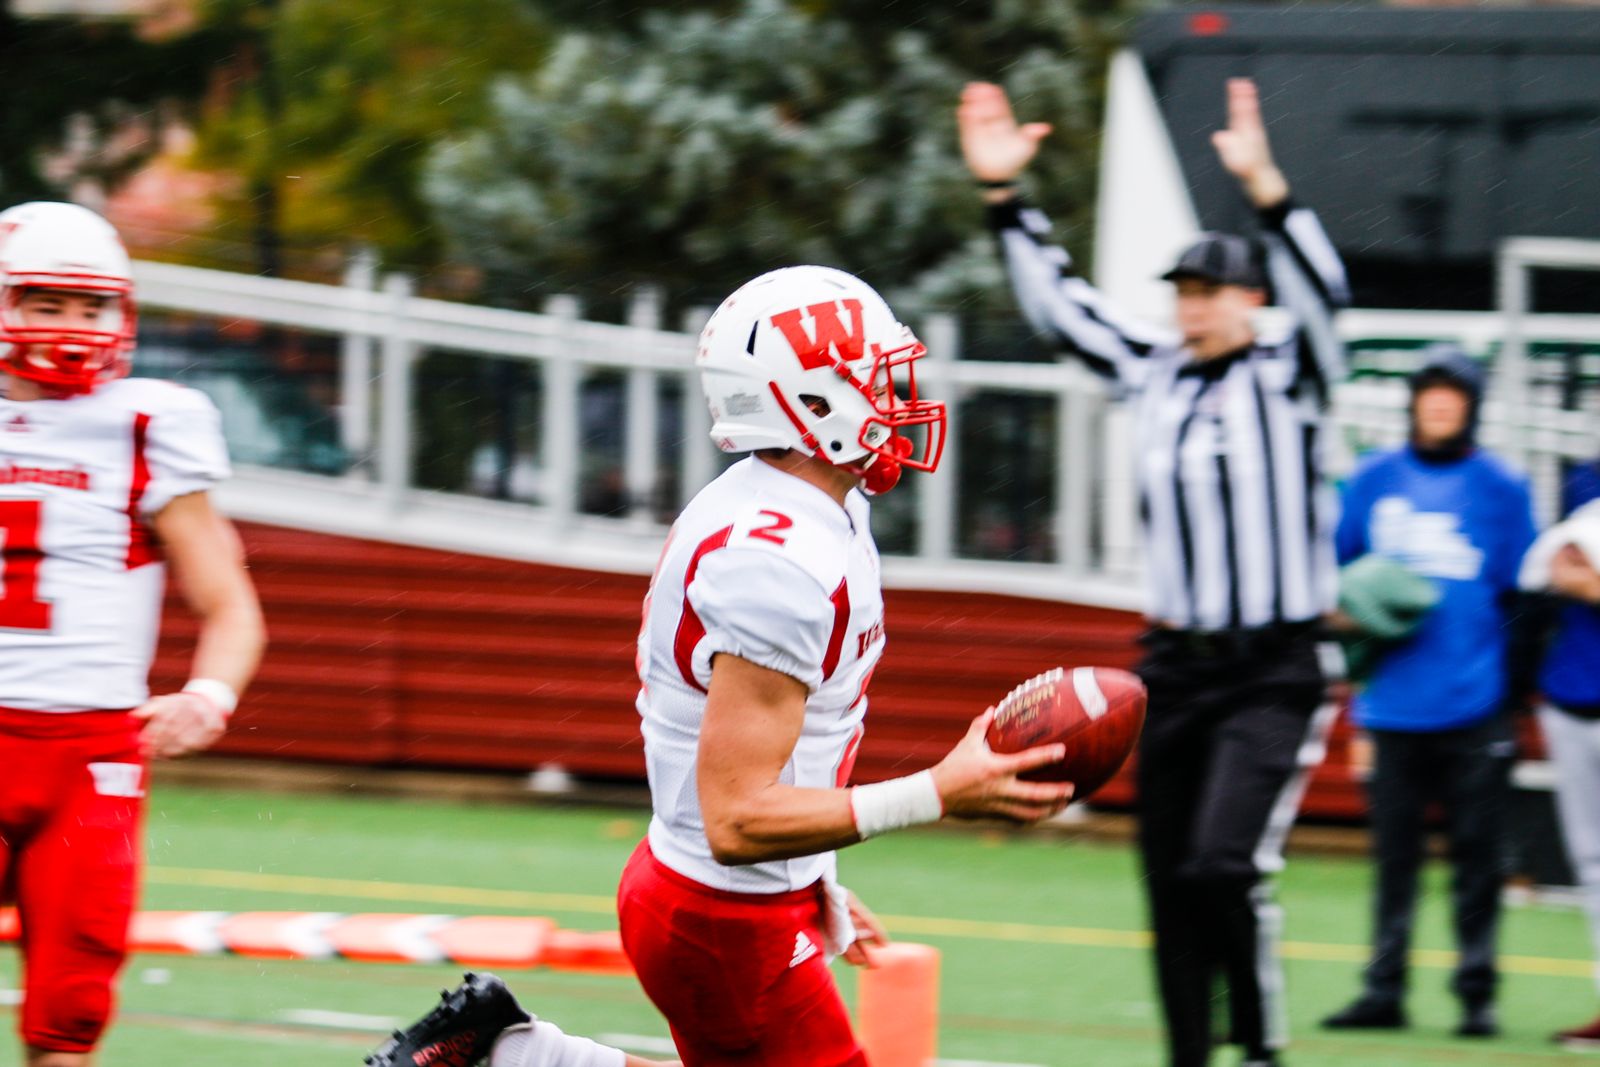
[
  {"left": 371, "top": 267, "right": 1071, "bottom": 1067},
  {"left": 0, "top": 201, "right": 265, "bottom": 1067}
]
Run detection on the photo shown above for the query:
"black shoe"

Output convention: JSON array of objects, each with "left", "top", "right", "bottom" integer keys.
[
  {"left": 1320, "top": 996, "right": 1407, "bottom": 1030},
  {"left": 365, "top": 972, "right": 532, "bottom": 1067},
  {"left": 1456, "top": 1002, "right": 1499, "bottom": 1039}
]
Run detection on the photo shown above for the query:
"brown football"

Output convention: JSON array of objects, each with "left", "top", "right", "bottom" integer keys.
[{"left": 984, "top": 666, "right": 1147, "bottom": 797}]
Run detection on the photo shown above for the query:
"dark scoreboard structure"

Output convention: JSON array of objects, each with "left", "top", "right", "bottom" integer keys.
[{"left": 1135, "top": 9, "right": 1600, "bottom": 310}]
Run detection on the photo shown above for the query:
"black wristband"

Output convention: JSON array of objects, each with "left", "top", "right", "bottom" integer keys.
[
  {"left": 985, "top": 196, "right": 1027, "bottom": 232},
  {"left": 976, "top": 179, "right": 1019, "bottom": 190},
  {"left": 1256, "top": 196, "right": 1294, "bottom": 229}
]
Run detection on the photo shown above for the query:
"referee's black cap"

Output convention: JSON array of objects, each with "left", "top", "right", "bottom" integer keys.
[{"left": 1161, "top": 232, "right": 1266, "bottom": 290}]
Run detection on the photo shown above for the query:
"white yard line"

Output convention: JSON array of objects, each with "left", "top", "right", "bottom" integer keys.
[
  {"left": 595, "top": 1034, "right": 1045, "bottom": 1067},
  {"left": 276, "top": 1008, "right": 401, "bottom": 1032},
  {"left": 596, "top": 1033, "right": 680, "bottom": 1054}
]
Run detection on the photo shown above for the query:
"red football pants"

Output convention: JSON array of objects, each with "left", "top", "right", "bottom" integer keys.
[
  {"left": 0, "top": 708, "right": 145, "bottom": 1054},
  {"left": 617, "top": 840, "right": 867, "bottom": 1067}
]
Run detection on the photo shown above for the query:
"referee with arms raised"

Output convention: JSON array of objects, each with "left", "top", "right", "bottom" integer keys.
[{"left": 959, "top": 78, "right": 1349, "bottom": 1067}]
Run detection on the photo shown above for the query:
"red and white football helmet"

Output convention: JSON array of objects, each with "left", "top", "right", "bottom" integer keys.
[
  {"left": 697, "top": 266, "right": 946, "bottom": 494},
  {"left": 0, "top": 201, "right": 136, "bottom": 394}
]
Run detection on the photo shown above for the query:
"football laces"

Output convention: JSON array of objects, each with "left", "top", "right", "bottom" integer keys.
[{"left": 994, "top": 667, "right": 1065, "bottom": 724}]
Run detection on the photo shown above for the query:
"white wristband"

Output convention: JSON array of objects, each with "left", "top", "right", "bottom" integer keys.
[
  {"left": 849, "top": 769, "right": 943, "bottom": 839},
  {"left": 182, "top": 678, "right": 239, "bottom": 715}
]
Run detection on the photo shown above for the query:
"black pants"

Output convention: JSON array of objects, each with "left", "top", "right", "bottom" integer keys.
[
  {"left": 1136, "top": 629, "right": 1325, "bottom": 1067},
  {"left": 1359, "top": 718, "right": 1514, "bottom": 1008}
]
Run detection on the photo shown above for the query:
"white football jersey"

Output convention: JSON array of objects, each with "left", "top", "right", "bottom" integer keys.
[
  {"left": 0, "top": 377, "right": 229, "bottom": 712},
  {"left": 636, "top": 457, "right": 886, "bottom": 893}
]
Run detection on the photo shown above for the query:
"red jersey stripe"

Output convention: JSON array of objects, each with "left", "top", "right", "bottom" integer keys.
[
  {"left": 820, "top": 576, "right": 850, "bottom": 680},
  {"left": 672, "top": 525, "right": 734, "bottom": 692},
  {"left": 833, "top": 723, "right": 864, "bottom": 787},
  {"left": 126, "top": 412, "right": 158, "bottom": 569}
]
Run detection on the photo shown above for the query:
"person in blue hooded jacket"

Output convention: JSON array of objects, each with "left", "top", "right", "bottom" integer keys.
[{"left": 1322, "top": 346, "right": 1537, "bottom": 1039}]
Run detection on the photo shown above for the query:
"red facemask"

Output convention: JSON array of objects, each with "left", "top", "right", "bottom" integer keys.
[{"left": 0, "top": 277, "right": 136, "bottom": 394}]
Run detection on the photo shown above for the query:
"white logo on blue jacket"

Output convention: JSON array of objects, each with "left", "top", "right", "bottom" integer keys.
[{"left": 1370, "top": 496, "right": 1483, "bottom": 581}]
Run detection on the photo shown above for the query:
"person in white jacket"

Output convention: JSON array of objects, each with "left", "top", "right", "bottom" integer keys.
[{"left": 1520, "top": 468, "right": 1600, "bottom": 1050}]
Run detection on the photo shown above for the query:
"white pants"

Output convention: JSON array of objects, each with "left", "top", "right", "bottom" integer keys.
[{"left": 1539, "top": 705, "right": 1600, "bottom": 995}]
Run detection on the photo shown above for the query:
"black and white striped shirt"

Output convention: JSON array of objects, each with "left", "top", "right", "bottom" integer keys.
[{"left": 991, "top": 198, "right": 1351, "bottom": 631}]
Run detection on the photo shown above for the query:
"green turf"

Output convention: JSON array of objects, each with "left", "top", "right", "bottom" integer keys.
[{"left": 1, "top": 784, "right": 1595, "bottom": 1066}]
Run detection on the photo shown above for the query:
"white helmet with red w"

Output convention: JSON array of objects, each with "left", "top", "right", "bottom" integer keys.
[
  {"left": 697, "top": 265, "right": 946, "bottom": 495},
  {"left": 0, "top": 201, "right": 136, "bottom": 394}
]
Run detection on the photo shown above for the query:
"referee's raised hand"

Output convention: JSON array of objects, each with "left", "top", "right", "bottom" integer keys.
[
  {"left": 1211, "top": 77, "right": 1289, "bottom": 209},
  {"left": 958, "top": 82, "right": 1052, "bottom": 194}
]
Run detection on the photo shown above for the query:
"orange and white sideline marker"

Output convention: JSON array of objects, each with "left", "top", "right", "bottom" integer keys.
[
  {"left": 858, "top": 942, "right": 941, "bottom": 1067},
  {"left": 0, "top": 908, "right": 619, "bottom": 974},
  {"left": 541, "top": 928, "right": 630, "bottom": 974},
  {"left": 1, "top": 905, "right": 942, "bottom": 1062},
  {"left": 428, "top": 915, "right": 558, "bottom": 968}
]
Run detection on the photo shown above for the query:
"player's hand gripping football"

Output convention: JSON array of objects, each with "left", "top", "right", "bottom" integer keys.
[
  {"left": 930, "top": 709, "right": 1074, "bottom": 822},
  {"left": 958, "top": 82, "right": 1052, "bottom": 189},
  {"left": 133, "top": 691, "right": 230, "bottom": 759},
  {"left": 1211, "top": 77, "right": 1289, "bottom": 209}
]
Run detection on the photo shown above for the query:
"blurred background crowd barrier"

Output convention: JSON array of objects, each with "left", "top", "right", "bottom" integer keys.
[{"left": 131, "top": 245, "right": 1600, "bottom": 600}]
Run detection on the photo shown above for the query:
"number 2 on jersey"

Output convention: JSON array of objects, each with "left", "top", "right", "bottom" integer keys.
[
  {"left": 0, "top": 499, "right": 51, "bottom": 631},
  {"left": 750, "top": 510, "right": 793, "bottom": 545}
]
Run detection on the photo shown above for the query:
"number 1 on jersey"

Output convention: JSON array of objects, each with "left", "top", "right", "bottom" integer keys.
[{"left": 0, "top": 499, "right": 51, "bottom": 631}]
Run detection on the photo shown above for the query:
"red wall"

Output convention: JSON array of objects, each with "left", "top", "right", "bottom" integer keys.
[{"left": 152, "top": 522, "right": 1369, "bottom": 818}]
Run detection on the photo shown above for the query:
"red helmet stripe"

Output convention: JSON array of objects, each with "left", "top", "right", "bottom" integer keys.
[{"left": 766, "top": 382, "right": 829, "bottom": 462}]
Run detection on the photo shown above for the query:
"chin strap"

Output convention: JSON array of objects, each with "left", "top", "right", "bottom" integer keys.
[{"left": 857, "top": 435, "right": 913, "bottom": 496}]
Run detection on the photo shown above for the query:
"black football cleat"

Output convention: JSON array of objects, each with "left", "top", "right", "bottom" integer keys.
[
  {"left": 1320, "top": 995, "right": 1407, "bottom": 1031},
  {"left": 364, "top": 972, "right": 531, "bottom": 1067},
  {"left": 1455, "top": 1001, "right": 1499, "bottom": 1039}
]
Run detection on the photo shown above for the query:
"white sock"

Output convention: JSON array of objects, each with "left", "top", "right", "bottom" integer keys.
[{"left": 489, "top": 1021, "right": 627, "bottom": 1067}]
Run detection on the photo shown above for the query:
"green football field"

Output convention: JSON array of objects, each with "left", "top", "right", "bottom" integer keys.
[{"left": 1, "top": 783, "right": 1596, "bottom": 1066}]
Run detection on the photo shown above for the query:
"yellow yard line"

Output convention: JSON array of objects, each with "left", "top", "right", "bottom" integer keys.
[
  {"left": 880, "top": 913, "right": 1151, "bottom": 949},
  {"left": 145, "top": 866, "right": 1593, "bottom": 978},
  {"left": 146, "top": 865, "right": 616, "bottom": 914}
]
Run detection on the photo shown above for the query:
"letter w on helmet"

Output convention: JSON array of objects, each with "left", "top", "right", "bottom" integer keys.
[{"left": 769, "top": 299, "right": 866, "bottom": 371}]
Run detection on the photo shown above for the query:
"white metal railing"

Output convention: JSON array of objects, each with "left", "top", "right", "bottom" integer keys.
[
  {"left": 131, "top": 248, "right": 1600, "bottom": 608},
  {"left": 1497, "top": 237, "right": 1600, "bottom": 521}
]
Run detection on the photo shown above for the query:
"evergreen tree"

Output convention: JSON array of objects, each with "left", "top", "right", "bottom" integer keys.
[{"left": 423, "top": 0, "right": 1139, "bottom": 312}]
